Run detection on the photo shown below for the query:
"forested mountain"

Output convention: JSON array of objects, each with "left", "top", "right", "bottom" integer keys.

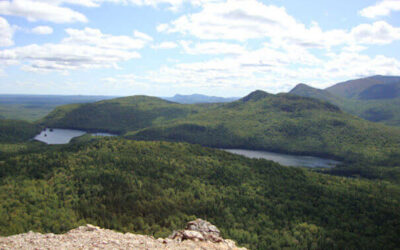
[
  {"left": 163, "top": 94, "right": 239, "bottom": 104},
  {"left": 1, "top": 137, "right": 399, "bottom": 249},
  {"left": 41, "top": 91, "right": 400, "bottom": 166},
  {"left": 2, "top": 85, "right": 400, "bottom": 249},
  {"left": 358, "top": 82, "right": 400, "bottom": 100},
  {"left": 289, "top": 83, "right": 344, "bottom": 105},
  {"left": 289, "top": 77, "right": 400, "bottom": 126},
  {"left": 40, "top": 96, "right": 205, "bottom": 134},
  {"left": 326, "top": 75, "right": 400, "bottom": 99},
  {"left": 0, "top": 119, "right": 40, "bottom": 143}
]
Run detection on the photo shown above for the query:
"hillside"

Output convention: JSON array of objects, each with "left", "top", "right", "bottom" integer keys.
[
  {"left": 326, "top": 75, "right": 400, "bottom": 99},
  {"left": 290, "top": 81, "right": 400, "bottom": 126},
  {"left": 40, "top": 96, "right": 204, "bottom": 134},
  {"left": 289, "top": 83, "right": 344, "bottom": 106},
  {"left": 40, "top": 91, "right": 400, "bottom": 166},
  {"left": 1, "top": 138, "right": 399, "bottom": 249},
  {"left": 0, "top": 119, "right": 41, "bottom": 143},
  {"left": 163, "top": 94, "right": 239, "bottom": 104},
  {"left": 358, "top": 82, "right": 400, "bottom": 100},
  {"left": 129, "top": 92, "right": 400, "bottom": 165}
]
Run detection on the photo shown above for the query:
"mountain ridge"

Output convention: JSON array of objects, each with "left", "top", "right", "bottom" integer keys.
[
  {"left": 39, "top": 90, "right": 400, "bottom": 166},
  {"left": 289, "top": 76, "right": 400, "bottom": 126},
  {"left": 325, "top": 75, "right": 400, "bottom": 99}
]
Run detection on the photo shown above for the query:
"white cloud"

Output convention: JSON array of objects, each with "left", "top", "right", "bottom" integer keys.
[
  {"left": 32, "top": 26, "right": 53, "bottom": 35},
  {"left": 342, "top": 44, "right": 368, "bottom": 53},
  {"left": 151, "top": 41, "right": 178, "bottom": 49},
  {"left": 129, "top": 40, "right": 400, "bottom": 93},
  {"left": 159, "top": 0, "right": 400, "bottom": 50},
  {"left": 157, "top": 0, "right": 297, "bottom": 41},
  {"left": 52, "top": 0, "right": 103, "bottom": 7},
  {"left": 31, "top": 0, "right": 102, "bottom": 7},
  {"left": 320, "top": 52, "right": 400, "bottom": 81},
  {"left": 0, "top": 27, "right": 150, "bottom": 72},
  {"left": 127, "top": 41, "right": 324, "bottom": 93},
  {"left": 360, "top": 0, "right": 400, "bottom": 18},
  {"left": 157, "top": 0, "right": 351, "bottom": 49},
  {"left": 0, "top": 0, "right": 88, "bottom": 23},
  {"left": 351, "top": 21, "right": 400, "bottom": 45},
  {"left": 42, "top": 0, "right": 225, "bottom": 12},
  {"left": 115, "top": 0, "right": 223, "bottom": 11},
  {"left": 179, "top": 41, "right": 247, "bottom": 55},
  {"left": 64, "top": 28, "right": 148, "bottom": 49},
  {"left": 2, "top": 0, "right": 400, "bottom": 95},
  {"left": 133, "top": 30, "right": 153, "bottom": 41},
  {"left": 0, "top": 17, "right": 14, "bottom": 47},
  {"left": 101, "top": 77, "right": 118, "bottom": 83}
]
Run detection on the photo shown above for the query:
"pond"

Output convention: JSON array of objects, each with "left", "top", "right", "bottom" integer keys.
[
  {"left": 223, "top": 149, "right": 341, "bottom": 168},
  {"left": 34, "top": 128, "right": 116, "bottom": 144}
]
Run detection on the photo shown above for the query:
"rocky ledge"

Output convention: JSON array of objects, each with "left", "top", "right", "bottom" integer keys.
[{"left": 0, "top": 219, "right": 246, "bottom": 250}]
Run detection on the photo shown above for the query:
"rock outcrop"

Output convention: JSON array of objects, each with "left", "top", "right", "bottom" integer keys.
[
  {"left": 0, "top": 219, "right": 246, "bottom": 250},
  {"left": 170, "top": 218, "right": 225, "bottom": 243}
]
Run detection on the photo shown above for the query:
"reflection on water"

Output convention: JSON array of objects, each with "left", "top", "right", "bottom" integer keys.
[
  {"left": 34, "top": 128, "right": 116, "bottom": 144},
  {"left": 91, "top": 132, "right": 116, "bottom": 137},
  {"left": 34, "top": 128, "right": 86, "bottom": 144},
  {"left": 223, "top": 149, "right": 341, "bottom": 168}
]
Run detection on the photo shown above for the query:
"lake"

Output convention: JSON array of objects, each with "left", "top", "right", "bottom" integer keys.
[
  {"left": 223, "top": 149, "right": 341, "bottom": 168},
  {"left": 34, "top": 128, "right": 116, "bottom": 144}
]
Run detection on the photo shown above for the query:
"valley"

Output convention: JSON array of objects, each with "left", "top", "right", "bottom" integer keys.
[
  {"left": 38, "top": 90, "right": 400, "bottom": 171},
  {"left": 1, "top": 75, "right": 400, "bottom": 249},
  {"left": 2, "top": 1, "right": 400, "bottom": 249}
]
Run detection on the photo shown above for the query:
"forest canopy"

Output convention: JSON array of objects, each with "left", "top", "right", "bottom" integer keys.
[{"left": 0, "top": 137, "right": 399, "bottom": 249}]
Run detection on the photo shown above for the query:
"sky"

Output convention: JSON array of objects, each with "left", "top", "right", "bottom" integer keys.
[{"left": 0, "top": 0, "right": 400, "bottom": 97}]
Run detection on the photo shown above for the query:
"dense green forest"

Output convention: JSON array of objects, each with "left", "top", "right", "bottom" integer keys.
[
  {"left": 290, "top": 83, "right": 400, "bottom": 127},
  {"left": 40, "top": 91, "right": 400, "bottom": 177},
  {"left": 40, "top": 96, "right": 203, "bottom": 134},
  {"left": 0, "top": 137, "right": 399, "bottom": 249},
  {"left": 0, "top": 119, "right": 41, "bottom": 143}
]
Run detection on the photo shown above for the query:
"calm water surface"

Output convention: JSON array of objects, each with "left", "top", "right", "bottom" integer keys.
[
  {"left": 35, "top": 130, "right": 340, "bottom": 168},
  {"left": 223, "top": 149, "right": 341, "bottom": 168},
  {"left": 34, "top": 128, "right": 116, "bottom": 144},
  {"left": 91, "top": 132, "right": 116, "bottom": 137}
]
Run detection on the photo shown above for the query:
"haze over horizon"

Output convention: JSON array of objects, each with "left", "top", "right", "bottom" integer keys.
[{"left": 1, "top": 0, "right": 400, "bottom": 97}]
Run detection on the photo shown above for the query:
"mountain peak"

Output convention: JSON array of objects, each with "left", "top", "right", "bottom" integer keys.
[
  {"left": 290, "top": 83, "right": 313, "bottom": 93},
  {"left": 241, "top": 90, "right": 271, "bottom": 102}
]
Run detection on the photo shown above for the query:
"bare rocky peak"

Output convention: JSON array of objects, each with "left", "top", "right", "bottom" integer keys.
[{"left": 0, "top": 219, "right": 246, "bottom": 250}]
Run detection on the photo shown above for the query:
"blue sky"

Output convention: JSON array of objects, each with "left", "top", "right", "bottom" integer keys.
[{"left": 0, "top": 0, "right": 400, "bottom": 97}]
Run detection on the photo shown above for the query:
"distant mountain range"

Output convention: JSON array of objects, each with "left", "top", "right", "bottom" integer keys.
[
  {"left": 290, "top": 75, "right": 400, "bottom": 126},
  {"left": 40, "top": 89, "right": 400, "bottom": 167},
  {"left": 3, "top": 80, "right": 400, "bottom": 250},
  {"left": 0, "top": 94, "right": 118, "bottom": 121},
  {"left": 2, "top": 75, "right": 400, "bottom": 127},
  {"left": 325, "top": 75, "right": 400, "bottom": 100},
  {"left": 162, "top": 94, "right": 239, "bottom": 104}
]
